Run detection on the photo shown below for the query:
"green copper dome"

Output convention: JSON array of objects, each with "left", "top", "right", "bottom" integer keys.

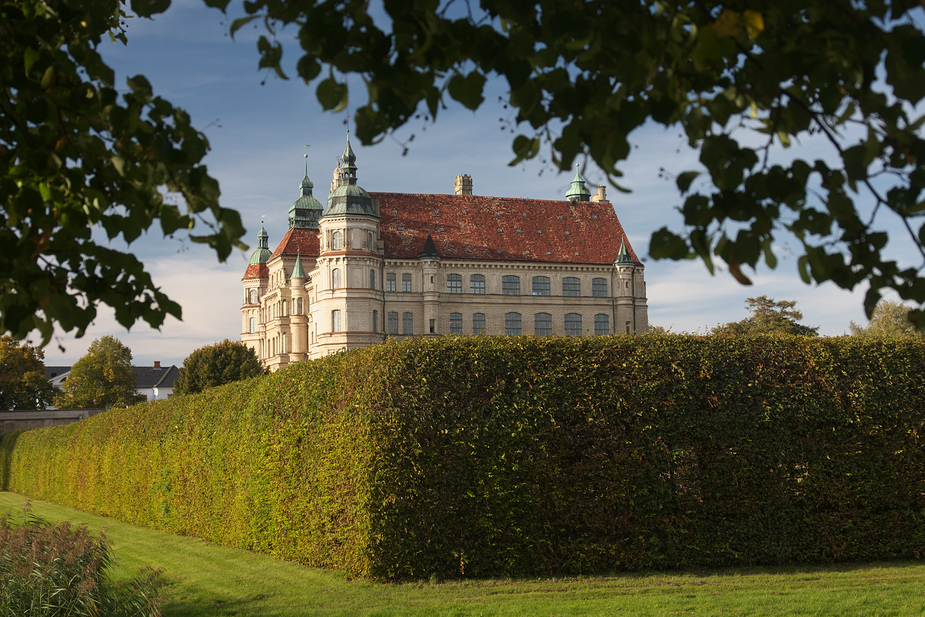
[
  {"left": 565, "top": 165, "right": 592, "bottom": 202},
  {"left": 323, "top": 136, "right": 376, "bottom": 218},
  {"left": 248, "top": 225, "right": 272, "bottom": 264},
  {"left": 289, "top": 174, "right": 324, "bottom": 229}
]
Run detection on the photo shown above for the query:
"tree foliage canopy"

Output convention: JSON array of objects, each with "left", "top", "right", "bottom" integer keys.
[
  {"left": 4, "top": 0, "right": 925, "bottom": 342},
  {"left": 1, "top": 0, "right": 245, "bottom": 344},
  {"left": 220, "top": 0, "right": 925, "bottom": 323},
  {"left": 54, "top": 335, "right": 142, "bottom": 408},
  {"left": 173, "top": 339, "right": 265, "bottom": 396},
  {"left": 849, "top": 299, "right": 923, "bottom": 338},
  {"left": 0, "top": 335, "right": 55, "bottom": 410},
  {"left": 712, "top": 296, "right": 819, "bottom": 336}
]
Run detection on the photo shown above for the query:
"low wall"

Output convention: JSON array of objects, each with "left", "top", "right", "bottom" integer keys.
[{"left": 0, "top": 409, "right": 106, "bottom": 436}]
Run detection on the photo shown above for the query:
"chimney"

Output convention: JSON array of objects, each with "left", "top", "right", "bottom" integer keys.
[
  {"left": 153, "top": 361, "right": 161, "bottom": 369},
  {"left": 454, "top": 174, "right": 473, "bottom": 196},
  {"left": 592, "top": 185, "right": 607, "bottom": 202}
]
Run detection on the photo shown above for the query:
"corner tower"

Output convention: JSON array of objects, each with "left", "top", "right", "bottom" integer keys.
[
  {"left": 313, "top": 135, "right": 385, "bottom": 356},
  {"left": 241, "top": 225, "right": 271, "bottom": 357}
]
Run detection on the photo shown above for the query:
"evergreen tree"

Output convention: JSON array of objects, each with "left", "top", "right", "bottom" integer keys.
[
  {"left": 712, "top": 296, "right": 818, "bottom": 336},
  {"left": 174, "top": 340, "right": 265, "bottom": 396},
  {"left": 0, "top": 336, "right": 56, "bottom": 410},
  {"left": 55, "top": 336, "right": 143, "bottom": 409}
]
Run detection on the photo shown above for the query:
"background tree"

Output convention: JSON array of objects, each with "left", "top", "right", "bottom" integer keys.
[
  {"left": 849, "top": 300, "right": 923, "bottom": 338},
  {"left": 0, "top": 336, "right": 56, "bottom": 410},
  {"left": 712, "top": 296, "right": 819, "bottom": 336},
  {"left": 54, "top": 336, "right": 143, "bottom": 409},
  {"left": 5, "top": 0, "right": 925, "bottom": 341},
  {"left": 173, "top": 340, "right": 265, "bottom": 396}
]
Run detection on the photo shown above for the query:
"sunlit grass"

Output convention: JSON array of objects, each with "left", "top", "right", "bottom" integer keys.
[{"left": 3, "top": 491, "right": 924, "bottom": 616}]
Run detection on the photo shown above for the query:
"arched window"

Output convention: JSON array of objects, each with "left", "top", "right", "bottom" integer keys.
[
  {"left": 372, "top": 310, "right": 379, "bottom": 332},
  {"left": 565, "top": 313, "right": 582, "bottom": 336},
  {"left": 402, "top": 312, "right": 414, "bottom": 334},
  {"left": 332, "top": 230, "right": 343, "bottom": 250},
  {"left": 592, "top": 278, "right": 608, "bottom": 297},
  {"left": 248, "top": 289, "right": 257, "bottom": 304},
  {"left": 534, "top": 312, "right": 552, "bottom": 335},
  {"left": 594, "top": 314, "right": 609, "bottom": 335},
  {"left": 249, "top": 317, "right": 256, "bottom": 333},
  {"left": 505, "top": 312, "right": 522, "bottom": 335},
  {"left": 470, "top": 274, "right": 485, "bottom": 294},
  {"left": 387, "top": 312, "right": 399, "bottom": 334},
  {"left": 369, "top": 268, "right": 376, "bottom": 289},
  {"left": 449, "top": 312, "right": 463, "bottom": 333},
  {"left": 332, "top": 309, "right": 342, "bottom": 332},
  {"left": 532, "top": 276, "right": 550, "bottom": 296},
  {"left": 562, "top": 277, "right": 580, "bottom": 297},
  {"left": 472, "top": 313, "right": 486, "bottom": 334},
  {"left": 502, "top": 275, "right": 520, "bottom": 295},
  {"left": 446, "top": 273, "right": 462, "bottom": 293},
  {"left": 332, "top": 268, "right": 342, "bottom": 288},
  {"left": 296, "top": 298, "right": 303, "bottom": 314}
]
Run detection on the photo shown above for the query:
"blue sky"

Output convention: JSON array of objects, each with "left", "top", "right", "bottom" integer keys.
[{"left": 39, "top": 1, "right": 890, "bottom": 367}]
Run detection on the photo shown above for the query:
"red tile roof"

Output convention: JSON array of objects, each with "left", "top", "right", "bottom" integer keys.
[
  {"left": 269, "top": 228, "right": 321, "bottom": 259},
  {"left": 375, "top": 193, "right": 641, "bottom": 265},
  {"left": 242, "top": 262, "right": 269, "bottom": 280}
]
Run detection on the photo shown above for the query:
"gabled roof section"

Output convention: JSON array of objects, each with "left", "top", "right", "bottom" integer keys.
[
  {"left": 133, "top": 365, "right": 180, "bottom": 389},
  {"left": 270, "top": 228, "right": 321, "bottom": 259},
  {"left": 376, "top": 193, "right": 642, "bottom": 265}
]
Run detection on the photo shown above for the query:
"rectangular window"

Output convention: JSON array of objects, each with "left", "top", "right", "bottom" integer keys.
[
  {"left": 332, "top": 309, "right": 342, "bottom": 332},
  {"left": 332, "top": 268, "right": 341, "bottom": 288},
  {"left": 563, "top": 277, "right": 581, "bottom": 297},
  {"left": 387, "top": 311, "right": 399, "bottom": 334},
  {"left": 249, "top": 317, "right": 256, "bottom": 333},
  {"left": 470, "top": 274, "right": 485, "bottom": 294},
  {"left": 534, "top": 312, "right": 552, "bottom": 336},
  {"left": 505, "top": 312, "right": 522, "bottom": 335},
  {"left": 532, "top": 276, "right": 550, "bottom": 296},
  {"left": 565, "top": 313, "right": 582, "bottom": 336},
  {"left": 402, "top": 273, "right": 412, "bottom": 292},
  {"left": 429, "top": 318, "right": 436, "bottom": 333},
  {"left": 502, "top": 275, "right": 520, "bottom": 295},
  {"left": 592, "top": 277, "right": 608, "bottom": 297},
  {"left": 473, "top": 313, "right": 486, "bottom": 334},
  {"left": 450, "top": 312, "right": 463, "bottom": 334},
  {"left": 386, "top": 273, "right": 396, "bottom": 292},
  {"left": 594, "top": 313, "right": 609, "bottom": 335},
  {"left": 369, "top": 269, "right": 377, "bottom": 290},
  {"left": 446, "top": 273, "right": 462, "bottom": 293},
  {"left": 373, "top": 310, "right": 379, "bottom": 333},
  {"left": 403, "top": 312, "right": 413, "bottom": 335}
]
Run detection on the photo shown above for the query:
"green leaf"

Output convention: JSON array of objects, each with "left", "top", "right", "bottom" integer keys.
[
  {"left": 676, "top": 171, "right": 699, "bottom": 193},
  {"left": 447, "top": 71, "right": 487, "bottom": 111},
  {"left": 130, "top": 0, "right": 171, "bottom": 18},
  {"left": 317, "top": 78, "right": 348, "bottom": 112}
]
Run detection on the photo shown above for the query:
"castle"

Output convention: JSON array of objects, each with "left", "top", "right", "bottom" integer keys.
[{"left": 241, "top": 138, "right": 647, "bottom": 370}]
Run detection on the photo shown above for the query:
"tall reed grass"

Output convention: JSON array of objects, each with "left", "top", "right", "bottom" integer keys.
[{"left": 0, "top": 510, "right": 163, "bottom": 617}]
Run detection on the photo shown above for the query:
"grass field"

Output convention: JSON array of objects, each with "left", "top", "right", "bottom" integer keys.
[{"left": 2, "top": 491, "right": 924, "bottom": 616}]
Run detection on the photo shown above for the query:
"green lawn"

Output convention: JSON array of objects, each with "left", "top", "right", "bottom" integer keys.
[{"left": 2, "top": 491, "right": 924, "bottom": 616}]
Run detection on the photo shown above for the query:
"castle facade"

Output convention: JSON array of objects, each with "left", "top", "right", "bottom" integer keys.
[{"left": 242, "top": 139, "right": 647, "bottom": 370}]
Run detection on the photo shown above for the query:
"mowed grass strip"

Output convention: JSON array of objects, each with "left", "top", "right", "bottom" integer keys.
[{"left": 3, "top": 491, "right": 925, "bottom": 616}]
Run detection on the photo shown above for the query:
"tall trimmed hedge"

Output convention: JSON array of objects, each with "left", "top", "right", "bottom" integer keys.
[{"left": 2, "top": 336, "right": 924, "bottom": 580}]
